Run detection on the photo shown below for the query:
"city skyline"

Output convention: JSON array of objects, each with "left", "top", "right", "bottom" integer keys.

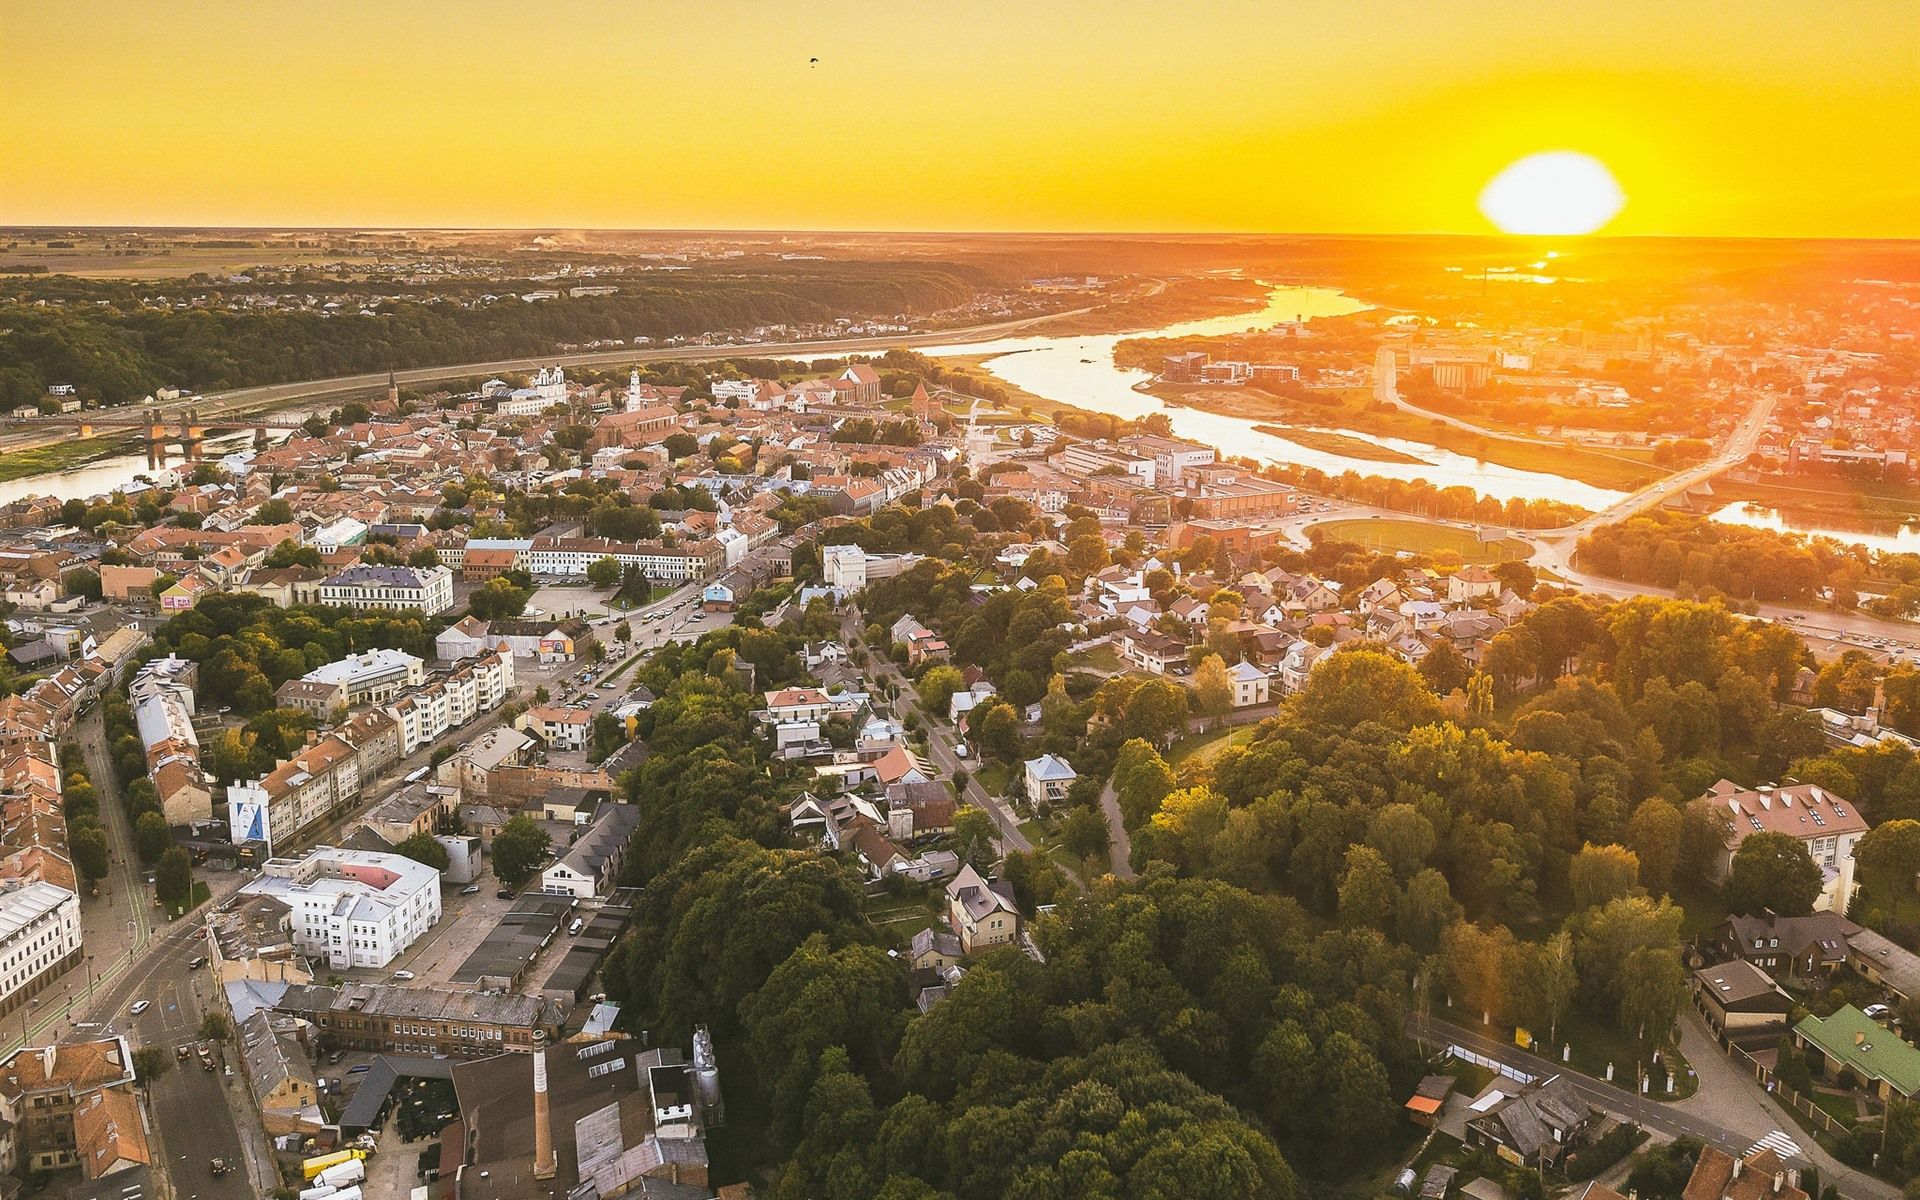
[{"left": 4, "top": 0, "right": 1917, "bottom": 238}]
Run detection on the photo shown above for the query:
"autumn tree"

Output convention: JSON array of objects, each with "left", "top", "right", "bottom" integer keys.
[
  {"left": 1192, "top": 654, "right": 1234, "bottom": 719},
  {"left": 1569, "top": 842, "right": 1641, "bottom": 911}
]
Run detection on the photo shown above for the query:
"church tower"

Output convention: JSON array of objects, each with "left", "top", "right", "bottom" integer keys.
[
  {"left": 626, "top": 368, "right": 643, "bottom": 413},
  {"left": 387, "top": 368, "right": 399, "bottom": 407}
]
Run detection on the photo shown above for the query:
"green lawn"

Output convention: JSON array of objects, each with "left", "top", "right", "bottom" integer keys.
[
  {"left": 973, "top": 762, "right": 1010, "bottom": 796},
  {"left": 1065, "top": 643, "right": 1126, "bottom": 675},
  {"left": 1168, "top": 725, "right": 1255, "bottom": 765},
  {"left": 0, "top": 435, "right": 133, "bottom": 483},
  {"left": 1309, "top": 518, "right": 1532, "bottom": 563},
  {"left": 864, "top": 898, "right": 938, "bottom": 944}
]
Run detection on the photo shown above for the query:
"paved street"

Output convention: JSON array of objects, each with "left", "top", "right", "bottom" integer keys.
[
  {"left": 1410, "top": 1012, "right": 1899, "bottom": 1200},
  {"left": 840, "top": 605, "right": 1033, "bottom": 854}
]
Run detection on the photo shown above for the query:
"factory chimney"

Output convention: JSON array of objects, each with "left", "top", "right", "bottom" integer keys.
[{"left": 532, "top": 1029, "right": 556, "bottom": 1180}]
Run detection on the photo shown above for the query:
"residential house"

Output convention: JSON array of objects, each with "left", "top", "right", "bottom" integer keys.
[
  {"left": 1464, "top": 1074, "right": 1599, "bottom": 1168},
  {"left": 1023, "top": 754, "right": 1077, "bottom": 807},
  {"left": 1716, "top": 911, "right": 1858, "bottom": 981},
  {"left": 945, "top": 865, "right": 1019, "bottom": 954},
  {"left": 1682, "top": 1147, "right": 1808, "bottom": 1200},
  {"left": 1691, "top": 959, "right": 1794, "bottom": 1041},
  {"left": 1695, "top": 779, "right": 1869, "bottom": 913},
  {"left": 1793, "top": 1004, "right": 1920, "bottom": 1102}
]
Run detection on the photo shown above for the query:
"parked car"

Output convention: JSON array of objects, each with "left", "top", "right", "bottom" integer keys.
[
  {"left": 460, "top": 884, "right": 480, "bottom": 895},
  {"left": 129, "top": 1000, "right": 150, "bottom": 1016},
  {"left": 187, "top": 955, "right": 207, "bottom": 969},
  {"left": 568, "top": 917, "right": 584, "bottom": 935},
  {"left": 348, "top": 1063, "right": 371, "bottom": 1074},
  {"left": 1865, "top": 1003, "right": 1893, "bottom": 1021},
  {"left": 391, "top": 970, "right": 416, "bottom": 981}
]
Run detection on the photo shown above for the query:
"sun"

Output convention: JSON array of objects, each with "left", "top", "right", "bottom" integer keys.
[{"left": 1478, "top": 151, "right": 1626, "bottom": 236}]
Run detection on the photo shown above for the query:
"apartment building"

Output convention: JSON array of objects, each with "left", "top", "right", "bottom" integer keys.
[
  {"left": 227, "top": 734, "right": 362, "bottom": 854},
  {"left": 0, "top": 1037, "right": 148, "bottom": 1183},
  {"left": 1059, "top": 441, "right": 1157, "bottom": 485},
  {"left": 0, "top": 883, "right": 82, "bottom": 1021},
  {"left": 383, "top": 649, "right": 515, "bottom": 756},
  {"left": 1696, "top": 778, "right": 1870, "bottom": 913},
  {"left": 235, "top": 846, "right": 441, "bottom": 970},
  {"left": 318, "top": 564, "right": 455, "bottom": 615},
  {"left": 525, "top": 535, "right": 724, "bottom": 583}
]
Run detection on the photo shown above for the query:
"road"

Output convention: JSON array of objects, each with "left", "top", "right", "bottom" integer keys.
[
  {"left": 1095, "top": 779, "right": 1137, "bottom": 881},
  {"left": 0, "top": 306, "right": 1100, "bottom": 452},
  {"left": 1410, "top": 1012, "right": 1898, "bottom": 1200},
  {"left": 1420, "top": 1013, "right": 1896, "bottom": 1198},
  {"left": 838, "top": 606, "right": 1033, "bottom": 855}
]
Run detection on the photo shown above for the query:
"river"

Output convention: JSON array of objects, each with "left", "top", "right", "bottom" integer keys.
[
  {"left": 922, "top": 285, "right": 1633, "bottom": 512},
  {"left": 0, "top": 429, "right": 288, "bottom": 507},
  {"left": 2, "top": 285, "right": 1906, "bottom": 555}
]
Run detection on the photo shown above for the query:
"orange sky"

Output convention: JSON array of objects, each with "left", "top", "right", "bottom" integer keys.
[{"left": 3, "top": 0, "right": 1916, "bottom": 237}]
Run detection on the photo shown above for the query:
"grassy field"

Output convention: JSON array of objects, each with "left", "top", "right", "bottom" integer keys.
[
  {"left": 1063, "top": 642, "right": 1126, "bottom": 675},
  {"left": 1159, "top": 384, "right": 1664, "bottom": 491},
  {"left": 1310, "top": 517, "right": 1532, "bottom": 563},
  {"left": 1168, "top": 725, "right": 1256, "bottom": 765},
  {"left": 0, "top": 435, "right": 132, "bottom": 484}
]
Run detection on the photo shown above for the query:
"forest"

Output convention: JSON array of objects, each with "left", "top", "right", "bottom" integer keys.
[
  {"left": 0, "top": 260, "right": 991, "bottom": 407},
  {"left": 1577, "top": 510, "right": 1920, "bottom": 616}
]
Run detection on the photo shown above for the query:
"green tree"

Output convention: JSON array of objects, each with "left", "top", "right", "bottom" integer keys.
[
  {"left": 914, "top": 664, "right": 965, "bottom": 715},
  {"left": 1112, "top": 739, "right": 1176, "bottom": 830},
  {"left": 1517, "top": 930, "right": 1579, "bottom": 1044},
  {"left": 1855, "top": 820, "right": 1920, "bottom": 922},
  {"left": 1627, "top": 797, "right": 1684, "bottom": 896},
  {"left": 1365, "top": 803, "right": 1437, "bottom": 879},
  {"left": 952, "top": 807, "right": 998, "bottom": 871},
  {"left": 200, "top": 1010, "right": 231, "bottom": 1042},
  {"left": 132, "top": 811, "right": 172, "bottom": 865},
  {"left": 1399, "top": 868, "right": 1461, "bottom": 952},
  {"left": 587, "top": 556, "right": 622, "bottom": 588},
  {"left": 155, "top": 846, "right": 194, "bottom": 915},
  {"left": 1726, "top": 831, "right": 1822, "bottom": 917},
  {"left": 131, "top": 1045, "right": 172, "bottom": 1086},
  {"left": 1060, "top": 805, "right": 1111, "bottom": 865},
  {"left": 1337, "top": 844, "right": 1399, "bottom": 933},
  {"left": 62, "top": 567, "right": 102, "bottom": 600},
  {"left": 1291, "top": 648, "right": 1442, "bottom": 733},
  {"left": 1418, "top": 639, "right": 1471, "bottom": 695},
  {"left": 490, "top": 814, "right": 552, "bottom": 888},
  {"left": 395, "top": 831, "right": 452, "bottom": 872},
  {"left": 1569, "top": 842, "right": 1641, "bottom": 911},
  {"left": 1619, "top": 944, "right": 1686, "bottom": 1051},
  {"left": 71, "top": 825, "right": 110, "bottom": 885}
]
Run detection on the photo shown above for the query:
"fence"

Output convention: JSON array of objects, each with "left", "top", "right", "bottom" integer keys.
[
  {"left": 1723, "top": 1035, "right": 1853, "bottom": 1139},
  {"left": 1446, "top": 1043, "right": 1537, "bottom": 1086}
]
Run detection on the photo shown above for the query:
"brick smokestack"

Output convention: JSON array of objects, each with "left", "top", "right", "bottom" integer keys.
[{"left": 532, "top": 1029, "right": 556, "bottom": 1180}]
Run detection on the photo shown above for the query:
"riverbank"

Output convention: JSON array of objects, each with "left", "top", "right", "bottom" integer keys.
[
  {"left": 1250, "top": 425, "right": 1424, "bottom": 464},
  {"left": 0, "top": 435, "right": 135, "bottom": 485},
  {"left": 1718, "top": 478, "right": 1920, "bottom": 527},
  {"left": 1154, "top": 383, "right": 1663, "bottom": 492}
]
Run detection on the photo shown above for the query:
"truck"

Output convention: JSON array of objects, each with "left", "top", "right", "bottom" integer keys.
[
  {"left": 301, "top": 1149, "right": 368, "bottom": 1180},
  {"left": 316, "top": 1158, "right": 366, "bottom": 1188}
]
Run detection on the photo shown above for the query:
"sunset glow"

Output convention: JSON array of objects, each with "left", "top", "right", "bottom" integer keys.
[
  {"left": 3, "top": 0, "right": 1917, "bottom": 236},
  {"left": 1478, "top": 152, "right": 1627, "bottom": 236}
]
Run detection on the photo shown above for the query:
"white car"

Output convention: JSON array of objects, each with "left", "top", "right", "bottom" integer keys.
[
  {"left": 391, "top": 970, "right": 416, "bottom": 982},
  {"left": 128, "top": 1000, "right": 150, "bottom": 1016},
  {"left": 1864, "top": 1003, "right": 1894, "bottom": 1021}
]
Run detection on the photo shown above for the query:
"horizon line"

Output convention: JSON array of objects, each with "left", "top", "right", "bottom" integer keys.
[{"left": 3, "top": 224, "right": 1918, "bottom": 246}]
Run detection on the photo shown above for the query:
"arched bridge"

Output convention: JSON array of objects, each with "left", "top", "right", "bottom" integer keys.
[{"left": 7, "top": 407, "right": 310, "bottom": 466}]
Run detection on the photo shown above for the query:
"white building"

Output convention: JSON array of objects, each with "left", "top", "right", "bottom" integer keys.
[
  {"left": 384, "top": 650, "right": 515, "bottom": 757},
  {"left": 1228, "top": 659, "right": 1271, "bottom": 708},
  {"left": 0, "top": 882, "right": 83, "bottom": 1019},
  {"left": 1122, "top": 434, "right": 1216, "bottom": 485},
  {"left": 236, "top": 846, "right": 442, "bottom": 970},
  {"left": 821, "top": 544, "right": 868, "bottom": 591},
  {"left": 319, "top": 565, "right": 454, "bottom": 616},
  {"left": 1023, "top": 754, "right": 1078, "bottom": 807},
  {"left": 227, "top": 734, "right": 362, "bottom": 854},
  {"left": 302, "top": 649, "right": 425, "bottom": 707}
]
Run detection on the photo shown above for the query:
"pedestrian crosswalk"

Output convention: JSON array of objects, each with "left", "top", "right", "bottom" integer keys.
[{"left": 1749, "top": 1130, "right": 1804, "bottom": 1161}]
